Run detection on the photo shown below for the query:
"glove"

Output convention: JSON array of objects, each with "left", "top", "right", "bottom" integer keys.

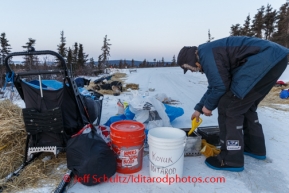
[{"left": 200, "top": 139, "right": 220, "bottom": 158}]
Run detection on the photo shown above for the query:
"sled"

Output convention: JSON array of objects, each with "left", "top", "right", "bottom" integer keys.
[{"left": 1, "top": 47, "right": 103, "bottom": 192}]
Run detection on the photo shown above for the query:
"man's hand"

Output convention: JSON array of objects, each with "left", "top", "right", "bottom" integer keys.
[
  {"left": 202, "top": 106, "right": 212, "bottom": 116},
  {"left": 191, "top": 111, "right": 201, "bottom": 122}
]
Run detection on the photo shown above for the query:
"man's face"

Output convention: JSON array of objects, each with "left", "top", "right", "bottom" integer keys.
[{"left": 181, "top": 63, "right": 198, "bottom": 73}]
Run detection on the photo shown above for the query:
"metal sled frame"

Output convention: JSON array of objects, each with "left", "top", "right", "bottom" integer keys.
[{"left": 1, "top": 48, "right": 102, "bottom": 192}]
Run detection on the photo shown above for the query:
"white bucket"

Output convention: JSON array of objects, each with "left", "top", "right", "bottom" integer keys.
[{"left": 148, "top": 127, "right": 186, "bottom": 182}]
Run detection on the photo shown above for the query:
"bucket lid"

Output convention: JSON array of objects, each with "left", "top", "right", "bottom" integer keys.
[
  {"left": 148, "top": 127, "right": 186, "bottom": 142},
  {"left": 110, "top": 120, "right": 145, "bottom": 135}
]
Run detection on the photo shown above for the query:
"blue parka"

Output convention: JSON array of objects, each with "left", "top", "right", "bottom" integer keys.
[{"left": 194, "top": 36, "right": 289, "bottom": 113}]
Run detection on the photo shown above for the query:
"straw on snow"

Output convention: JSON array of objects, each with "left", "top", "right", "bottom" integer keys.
[
  {"left": 0, "top": 100, "right": 26, "bottom": 181},
  {"left": 0, "top": 100, "right": 67, "bottom": 192},
  {"left": 260, "top": 82, "right": 289, "bottom": 111}
]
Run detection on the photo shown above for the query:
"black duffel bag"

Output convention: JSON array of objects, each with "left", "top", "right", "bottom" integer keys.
[{"left": 66, "top": 125, "right": 117, "bottom": 186}]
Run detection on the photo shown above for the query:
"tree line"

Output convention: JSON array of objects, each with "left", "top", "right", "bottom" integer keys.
[
  {"left": 0, "top": 31, "right": 114, "bottom": 86},
  {"left": 230, "top": 3, "right": 289, "bottom": 47},
  {"left": 0, "top": 30, "right": 178, "bottom": 88},
  {"left": 107, "top": 56, "right": 177, "bottom": 69}
]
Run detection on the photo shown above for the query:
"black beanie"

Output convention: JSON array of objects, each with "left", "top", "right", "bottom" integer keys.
[{"left": 177, "top": 46, "right": 198, "bottom": 74}]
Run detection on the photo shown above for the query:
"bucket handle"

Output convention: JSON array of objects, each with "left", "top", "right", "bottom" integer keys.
[{"left": 148, "top": 151, "right": 184, "bottom": 169}]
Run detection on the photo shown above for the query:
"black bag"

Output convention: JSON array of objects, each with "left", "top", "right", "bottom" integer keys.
[
  {"left": 197, "top": 126, "right": 220, "bottom": 146},
  {"left": 66, "top": 126, "right": 117, "bottom": 186}
]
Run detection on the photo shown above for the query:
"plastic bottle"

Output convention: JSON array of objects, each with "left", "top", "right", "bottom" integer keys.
[{"left": 117, "top": 99, "right": 125, "bottom": 115}]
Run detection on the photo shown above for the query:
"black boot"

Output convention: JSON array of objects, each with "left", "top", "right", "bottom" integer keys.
[{"left": 205, "top": 156, "right": 244, "bottom": 172}]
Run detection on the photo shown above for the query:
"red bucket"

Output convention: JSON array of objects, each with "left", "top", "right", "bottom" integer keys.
[{"left": 110, "top": 120, "right": 145, "bottom": 174}]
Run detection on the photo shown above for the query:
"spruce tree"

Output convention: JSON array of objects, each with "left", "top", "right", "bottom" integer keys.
[
  {"left": 131, "top": 59, "right": 135, "bottom": 68},
  {"left": 67, "top": 47, "right": 73, "bottom": 73},
  {"left": 118, "top": 59, "right": 123, "bottom": 68},
  {"left": 230, "top": 24, "right": 242, "bottom": 36},
  {"left": 56, "top": 31, "right": 67, "bottom": 68},
  {"left": 123, "top": 59, "right": 127, "bottom": 68},
  {"left": 98, "top": 35, "right": 111, "bottom": 69},
  {"left": 22, "top": 38, "right": 36, "bottom": 49},
  {"left": 161, "top": 57, "right": 165, "bottom": 66},
  {"left": 89, "top": 57, "right": 95, "bottom": 68},
  {"left": 71, "top": 42, "right": 78, "bottom": 73},
  {"left": 272, "top": 3, "right": 289, "bottom": 47},
  {"left": 57, "top": 31, "right": 67, "bottom": 58},
  {"left": 156, "top": 61, "right": 160, "bottom": 67},
  {"left": 77, "top": 44, "right": 88, "bottom": 68},
  {"left": 263, "top": 4, "right": 277, "bottom": 40},
  {"left": 143, "top": 59, "right": 147, "bottom": 67},
  {"left": 207, "top": 29, "right": 214, "bottom": 42},
  {"left": 0, "top": 32, "right": 12, "bottom": 87},
  {"left": 0, "top": 33, "right": 12, "bottom": 64},
  {"left": 251, "top": 6, "right": 265, "bottom": 38},
  {"left": 97, "top": 55, "right": 102, "bottom": 70},
  {"left": 171, "top": 55, "right": 176, "bottom": 66},
  {"left": 22, "top": 38, "right": 38, "bottom": 70},
  {"left": 241, "top": 15, "right": 254, "bottom": 36},
  {"left": 42, "top": 56, "right": 49, "bottom": 70}
]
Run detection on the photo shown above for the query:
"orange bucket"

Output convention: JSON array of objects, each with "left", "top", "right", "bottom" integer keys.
[{"left": 110, "top": 120, "right": 145, "bottom": 174}]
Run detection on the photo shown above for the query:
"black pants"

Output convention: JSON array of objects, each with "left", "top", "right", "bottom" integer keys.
[{"left": 217, "top": 57, "right": 288, "bottom": 167}]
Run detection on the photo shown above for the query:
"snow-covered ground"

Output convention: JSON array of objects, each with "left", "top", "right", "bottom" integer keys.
[{"left": 10, "top": 66, "right": 289, "bottom": 193}]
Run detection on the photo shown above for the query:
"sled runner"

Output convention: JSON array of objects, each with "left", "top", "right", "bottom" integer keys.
[{"left": 1, "top": 47, "right": 103, "bottom": 192}]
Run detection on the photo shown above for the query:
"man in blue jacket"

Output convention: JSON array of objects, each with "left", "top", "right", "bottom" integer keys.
[{"left": 177, "top": 36, "right": 288, "bottom": 172}]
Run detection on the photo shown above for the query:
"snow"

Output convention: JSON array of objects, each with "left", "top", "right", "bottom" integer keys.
[{"left": 11, "top": 66, "right": 289, "bottom": 193}]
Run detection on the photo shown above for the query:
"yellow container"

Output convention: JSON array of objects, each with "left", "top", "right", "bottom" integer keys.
[{"left": 188, "top": 117, "right": 202, "bottom": 136}]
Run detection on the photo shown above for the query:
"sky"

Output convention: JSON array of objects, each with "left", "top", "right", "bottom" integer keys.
[{"left": 1, "top": 0, "right": 288, "bottom": 62}]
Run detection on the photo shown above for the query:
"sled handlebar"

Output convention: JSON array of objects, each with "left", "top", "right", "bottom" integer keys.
[{"left": 4, "top": 49, "right": 69, "bottom": 77}]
